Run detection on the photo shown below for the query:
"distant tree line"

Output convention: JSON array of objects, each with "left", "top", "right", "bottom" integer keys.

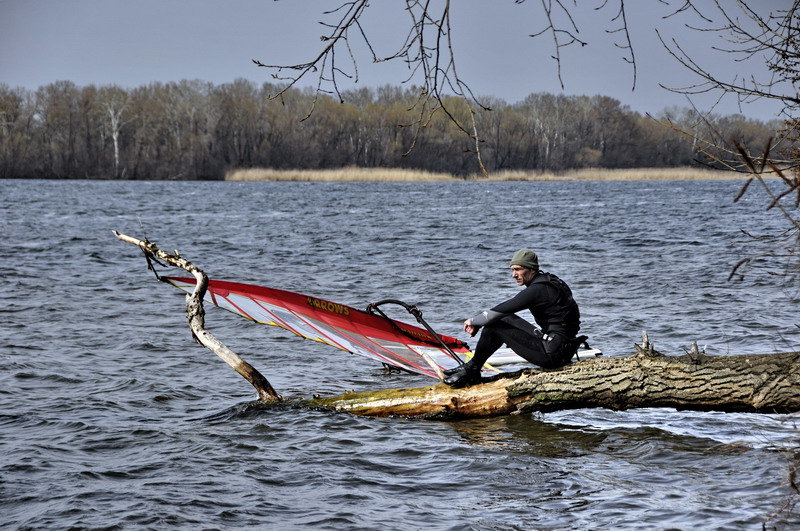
[{"left": 0, "top": 79, "right": 781, "bottom": 179}]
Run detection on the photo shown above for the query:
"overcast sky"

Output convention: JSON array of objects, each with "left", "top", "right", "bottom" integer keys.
[{"left": 0, "top": 0, "right": 791, "bottom": 119}]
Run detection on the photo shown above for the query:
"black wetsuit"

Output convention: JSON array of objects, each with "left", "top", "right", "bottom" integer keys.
[{"left": 468, "top": 272, "right": 580, "bottom": 369}]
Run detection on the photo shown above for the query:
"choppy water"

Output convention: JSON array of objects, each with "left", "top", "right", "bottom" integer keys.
[{"left": 1, "top": 178, "right": 798, "bottom": 529}]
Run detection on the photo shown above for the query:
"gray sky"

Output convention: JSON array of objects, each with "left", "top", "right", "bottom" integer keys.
[{"left": 0, "top": 0, "right": 791, "bottom": 119}]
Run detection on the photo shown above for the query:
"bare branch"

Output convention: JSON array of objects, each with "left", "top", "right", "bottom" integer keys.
[
  {"left": 606, "top": 0, "right": 637, "bottom": 90},
  {"left": 657, "top": 1, "right": 800, "bottom": 117},
  {"left": 113, "top": 231, "right": 282, "bottom": 402}
]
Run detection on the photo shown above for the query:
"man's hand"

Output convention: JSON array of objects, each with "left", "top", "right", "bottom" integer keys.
[{"left": 463, "top": 319, "right": 478, "bottom": 337}]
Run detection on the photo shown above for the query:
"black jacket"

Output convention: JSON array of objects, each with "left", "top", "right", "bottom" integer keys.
[{"left": 470, "top": 272, "right": 581, "bottom": 336}]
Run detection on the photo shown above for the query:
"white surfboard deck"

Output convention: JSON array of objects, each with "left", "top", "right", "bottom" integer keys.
[{"left": 487, "top": 347, "right": 603, "bottom": 366}]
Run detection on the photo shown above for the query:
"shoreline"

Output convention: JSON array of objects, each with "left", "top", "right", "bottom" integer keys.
[{"left": 225, "top": 166, "right": 752, "bottom": 182}]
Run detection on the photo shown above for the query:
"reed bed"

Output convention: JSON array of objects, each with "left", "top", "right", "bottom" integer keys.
[
  {"left": 225, "top": 167, "right": 459, "bottom": 182},
  {"left": 482, "top": 167, "right": 744, "bottom": 181},
  {"left": 226, "top": 166, "right": 747, "bottom": 182}
]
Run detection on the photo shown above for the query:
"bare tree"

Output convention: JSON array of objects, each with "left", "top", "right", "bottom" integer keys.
[
  {"left": 115, "top": 232, "right": 800, "bottom": 418},
  {"left": 0, "top": 85, "right": 35, "bottom": 178},
  {"left": 98, "top": 86, "right": 129, "bottom": 179}
]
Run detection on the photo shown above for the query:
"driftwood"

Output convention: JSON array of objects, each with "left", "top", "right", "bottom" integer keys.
[
  {"left": 114, "top": 231, "right": 280, "bottom": 402},
  {"left": 116, "top": 232, "right": 800, "bottom": 418}
]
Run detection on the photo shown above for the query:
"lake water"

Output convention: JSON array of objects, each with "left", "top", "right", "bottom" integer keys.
[{"left": 2, "top": 178, "right": 798, "bottom": 529}]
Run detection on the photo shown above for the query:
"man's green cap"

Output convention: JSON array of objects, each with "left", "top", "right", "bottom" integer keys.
[{"left": 510, "top": 248, "right": 539, "bottom": 270}]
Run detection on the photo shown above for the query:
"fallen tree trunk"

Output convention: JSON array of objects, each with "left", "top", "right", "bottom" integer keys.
[
  {"left": 310, "top": 346, "right": 800, "bottom": 418},
  {"left": 116, "top": 232, "right": 800, "bottom": 418}
]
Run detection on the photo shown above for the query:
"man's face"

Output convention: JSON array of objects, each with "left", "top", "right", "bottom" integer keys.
[{"left": 510, "top": 265, "right": 536, "bottom": 286}]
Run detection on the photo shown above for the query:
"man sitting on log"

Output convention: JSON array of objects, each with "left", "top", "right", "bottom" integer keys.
[{"left": 444, "top": 249, "right": 583, "bottom": 388}]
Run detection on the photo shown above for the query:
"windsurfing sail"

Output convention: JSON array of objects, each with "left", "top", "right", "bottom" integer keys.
[{"left": 164, "top": 277, "right": 476, "bottom": 380}]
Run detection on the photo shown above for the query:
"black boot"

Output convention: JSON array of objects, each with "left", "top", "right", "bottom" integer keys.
[
  {"left": 442, "top": 365, "right": 463, "bottom": 377},
  {"left": 443, "top": 358, "right": 482, "bottom": 376},
  {"left": 443, "top": 361, "right": 482, "bottom": 388}
]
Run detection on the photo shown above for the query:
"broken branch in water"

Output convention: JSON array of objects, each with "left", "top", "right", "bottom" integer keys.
[{"left": 113, "top": 231, "right": 281, "bottom": 402}]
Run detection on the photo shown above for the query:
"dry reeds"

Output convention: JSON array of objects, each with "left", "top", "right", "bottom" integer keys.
[
  {"left": 477, "top": 167, "right": 743, "bottom": 181},
  {"left": 225, "top": 167, "right": 459, "bottom": 182},
  {"left": 225, "top": 166, "right": 750, "bottom": 182}
]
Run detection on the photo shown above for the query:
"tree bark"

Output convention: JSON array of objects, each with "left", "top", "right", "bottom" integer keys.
[
  {"left": 309, "top": 346, "right": 800, "bottom": 419},
  {"left": 116, "top": 232, "right": 800, "bottom": 418}
]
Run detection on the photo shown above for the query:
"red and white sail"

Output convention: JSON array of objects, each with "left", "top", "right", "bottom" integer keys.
[{"left": 165, "top": 277, "right": 473, "bottom": 379}]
